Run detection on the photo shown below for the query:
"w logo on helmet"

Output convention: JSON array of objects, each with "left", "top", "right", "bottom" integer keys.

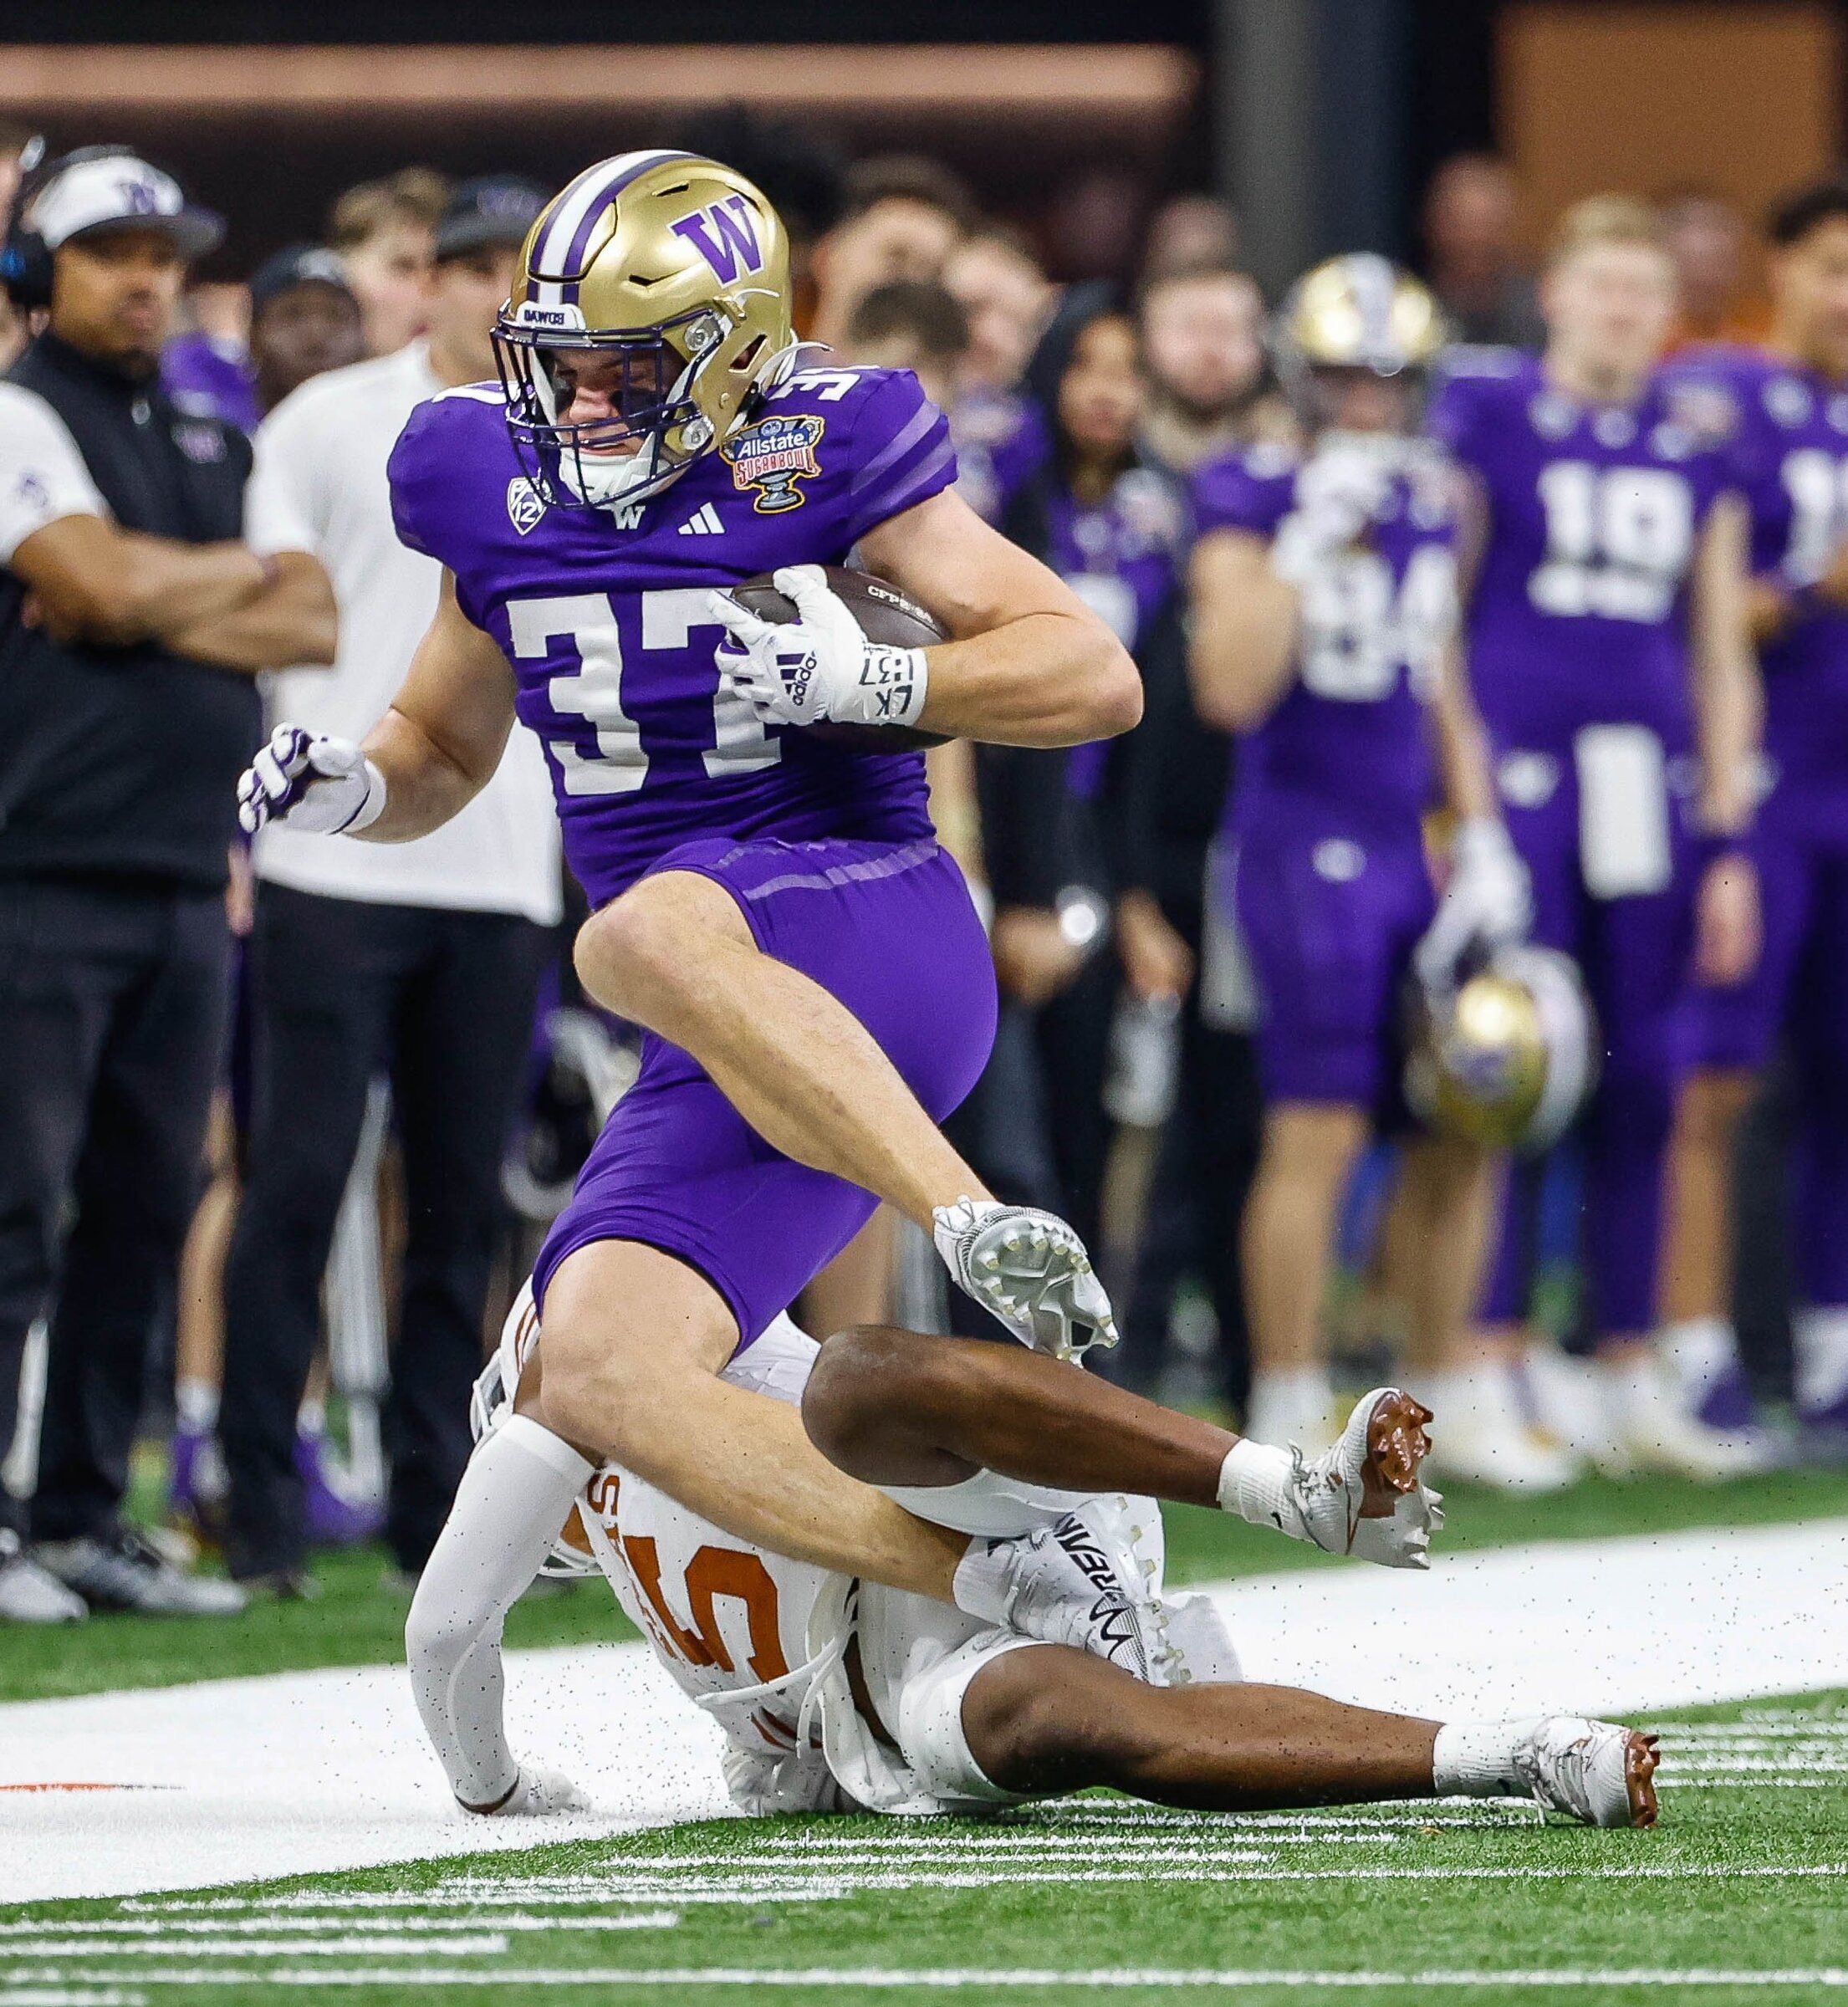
[{"left": 669, "top": 195, "right": 764, "bottom": 284}]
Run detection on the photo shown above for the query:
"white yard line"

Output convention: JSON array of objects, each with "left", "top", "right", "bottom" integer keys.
[{"left": 1, "top": 1517, "right": 1843, "bottom": 1904}]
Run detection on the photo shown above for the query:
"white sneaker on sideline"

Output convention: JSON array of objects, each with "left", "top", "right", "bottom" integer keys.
[
  {"left": 1514, "top": 1716, "right": 1659, "bottom": 1827},
  {"left": 1521, "top": 1341, "right": 1626, "bottom": 1470},
  {"left": 1607, "top": 1353, "right": 1768, "bottom": 1480},
  {"left": 0, "top": 1530, "right": 86, "bottom": 1624},
  {"left": 1424, "top": 1363, "right": 1581, "bottom": 1492},
  {"left": 1243, "top": 1367, "right": 1337, "bottom": 1456}
]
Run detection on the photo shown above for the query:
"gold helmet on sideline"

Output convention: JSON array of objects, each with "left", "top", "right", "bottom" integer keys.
[
  {"left": 1272, "top": 253, "right": 1448, "bottom": 416},
  {"left": 494, "top": 150, "right": 797, "bottom": 509},
  {"left": 1405, "top": 947, "right": 1598, "bottom": 1153}
]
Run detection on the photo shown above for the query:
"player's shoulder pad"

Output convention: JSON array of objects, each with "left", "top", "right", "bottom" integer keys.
[
  {"left": 1654, "top": 345, "right": 1765, "bottom": 447},
  {"left": 388, "top": 385, "right": 508, "bottom": 563},
  {"left": 752, "top": 360, "right": 956, "bottom": 536}
]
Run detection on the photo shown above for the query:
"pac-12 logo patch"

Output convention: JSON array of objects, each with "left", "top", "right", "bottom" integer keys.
[
  {"left": 720, "top": 414, "right": 824, "bottom": 514},
  {"left": 506, "top": 477, "right": 547, "bottom": 535}
]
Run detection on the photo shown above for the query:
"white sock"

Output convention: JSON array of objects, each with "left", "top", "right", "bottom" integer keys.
[
  {"left": 1244, "top": 1367, "right": 1334, "bottom": 1451},
  {"left": 297, "top": 1396, "right": 327, "bottom": 1439},
  {"left": 1432, "top": 1718, "right": 1539, "bottom": 1798},
  {"left": 406, "top": 1415, "right": 594, "bottom": 1809},
  {"left": 1659, "top": 1317, "right": 1738, "bottom": 1404},
  {"left": 176, "top": 1378, "right": 220, "bottom": 1434},
  {"left": 1794, "top": 1306, "right": 1848, "bottom": 1412},
  {"left": 952, "top": 1539, "right": 1016, "bottom": 1626},
  {"left": 1216, "top": 1438, "right": 1297, "bottom": 1535}
]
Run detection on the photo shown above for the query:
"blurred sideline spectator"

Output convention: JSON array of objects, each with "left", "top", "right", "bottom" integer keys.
[
  {"left": 162, "top": 280, "right": 255, "bottom": 431},
  {"left": 166, "top": 248, "right": 364, "bottom": 432},
  {"left": 1661, "top": 187, "right": 1772, "bottom": 351},
  {"left": 0, "top": 147, "right": 335, "bottom": 1621},
  {"left": 1420, "top": 152, "right": 1545, "bottom": 349},
  {"left": 219, "top": 176, "right": 561, "bottom": 1596},
  {"left": 809, "top": 155, "right": 975, "bottom": 351},
  {"left": 945, "top": 227, "right": 1054, "bottom": 395},
  {"left": 1141, "top": 192, "right": 1240, "bottom": 285},
  {"left": 1137, "top": 261, "right": 1280, "bottom": 477},
  {"left": 0, "top": 120, "right": 38, "bottom": 369},
  {"left": 844, "top": 278, "right": 968, "bottom": 410},
  {"left": 948, "top": 292, "right": 1188, "bottom": 1299},
  {"left": 327, "top": 166, "right": 447, "bottom": 359}
]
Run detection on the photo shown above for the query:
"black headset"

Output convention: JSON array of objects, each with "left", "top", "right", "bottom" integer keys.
[{"left": 2, "top": 145, "right": 145, "bottom": 311}]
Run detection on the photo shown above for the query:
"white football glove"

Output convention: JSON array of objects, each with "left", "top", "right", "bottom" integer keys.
[
  {"left": 1414, "top": 817, "right": 1533, "bottom": 988},
  {"left": 710, "top": 564, "right": 929, "bottom": 730},
  {"left": 465, "top": 1764, "right": 592, "bottom": 1817},
  {"left": 1219, "top": 1387, "right": 1443, "bottom": 1570},
  {"left": 1269, "top": 440, "right": 1396, "bottom": 587},
  {"left": 237, "top": 724, "right": 385, "bottom": 837}
]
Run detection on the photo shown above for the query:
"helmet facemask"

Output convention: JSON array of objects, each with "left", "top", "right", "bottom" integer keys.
[{"left": 495, "top": 304, "right": 739, "bottom": 510}]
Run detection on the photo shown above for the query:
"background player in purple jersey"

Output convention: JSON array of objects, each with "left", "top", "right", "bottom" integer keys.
[
  {"left": 1190, "top": 256, "right": 1530, "bottom": 1463},
  {"left": 1658, "top": 180, "right": 1848, "bottom": 1457},
  {"left": 237, "top": 151, "right": 1151, "bottom": 1648},
  {"left": 1430, "top": 197, "right": 1761, "bottom": 1478}
]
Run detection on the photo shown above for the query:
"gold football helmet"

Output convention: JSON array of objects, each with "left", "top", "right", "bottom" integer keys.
[
  {"left": 494, "top": 150, "right": 797, "bottom": 508},
  {"left": 1405, "top": 947, "right": 1597, "bottom": 1152},
  {"left": 1273, "top": 253, "right": 1448, "bottom": 423}
]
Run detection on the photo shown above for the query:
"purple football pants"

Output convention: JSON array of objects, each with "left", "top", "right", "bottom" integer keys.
[
  {"left": 1483, "top": 776, "right": 1697, "bottom": 1339},
  {"left": 1687, "top": 787, "right": 1848, "bottom": 1309},
  {"left": 532, "top": 835, "right": 998, "bottom": 1348},
  {"left": 1232, "top": 806, "right": 1435, "bottom": 1111}
]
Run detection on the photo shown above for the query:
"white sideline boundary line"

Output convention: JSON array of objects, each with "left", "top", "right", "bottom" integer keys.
[
  {"left": 7, "top": 1966, "right": 1848, "bottom": 1991},
  {"left": 1, "top": 1516, "right": 1844, "bottom": 1902}
]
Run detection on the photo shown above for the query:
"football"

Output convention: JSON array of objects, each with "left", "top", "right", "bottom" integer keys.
[{"left": 727, "top": 566, "right": 951, "bottom": 750}]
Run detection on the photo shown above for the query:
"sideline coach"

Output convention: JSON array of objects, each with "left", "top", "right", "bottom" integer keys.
[{"left": 0, "top": 148, "right": 335, "bottom": 1616}]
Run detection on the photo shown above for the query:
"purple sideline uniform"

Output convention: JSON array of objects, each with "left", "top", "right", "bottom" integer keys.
[
  {"left": 162, "top": 330, "right": 261, "bottom": 436},
  {"left": 952, "top": 389, "right": 1049, "bottom": 526},
  {"left": 1047, "top": 466, "right": 1186, "bottom": 801},
  {"left": 389, "top": 365, "right": 998, "bottom": 1344},
  {"left": 1662, "top": 347, "right": 1848, "bottom": 1315},
  {"left": 1430, "top": 348, "right": 1736, "bottom": 1337},
  {"left": 1195, "top": 441, "right": 1458, "bottom": 1108}
]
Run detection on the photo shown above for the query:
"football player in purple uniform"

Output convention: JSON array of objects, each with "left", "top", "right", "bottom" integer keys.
[
  {"left": 1431, "top": 197, "right": 1761, "bottom": 1477},
  {"left": 1190, "top": 256, "right": 1530, "bottom": 1461},
  {"left": 1658, "top": 179, "right": 1848, "bottom": 1455},
  {"left": 236, "top": 153, "right": 1146, "bottom": 1646}
]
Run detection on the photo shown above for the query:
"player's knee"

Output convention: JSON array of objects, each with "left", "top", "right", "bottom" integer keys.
[
  {"left": 802, "top": 1325, "right": 912, "bottom": 1472},
  {"left": 961, "top": 1648, "right": 1116, "bottom": 1797},
  {"left": 572, "top": 884, "right": 692, "bottom": 1024}
]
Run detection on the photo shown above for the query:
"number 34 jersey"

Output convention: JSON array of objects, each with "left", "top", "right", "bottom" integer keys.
[
  {"left": 388, "top": 365, "right": 954, "bottom": 907},
  {"left": 1192, "top": 440, "right": 1459, "bottom": 830},
  {"left": 1428, "top": 348, "right": 1736, "bottom": 758}
]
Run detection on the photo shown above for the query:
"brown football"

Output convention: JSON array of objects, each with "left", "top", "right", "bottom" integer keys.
[{"left": 727, "top": 566, "right": 949, "bottom": 751}]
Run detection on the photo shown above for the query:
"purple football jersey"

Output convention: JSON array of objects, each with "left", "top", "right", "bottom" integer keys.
[
  {"left": 1659, "top": 346, "right": 1848, "bottom": 802},
  {"left": 390, "top": 365, "right": 954, "bottom": 906},
  {"left": 162, "top": 330, "right": 261, "bottom": 436},
  {"left": 1194, "top": 441, "right": 1458, "bottom": 831},
  {"left": 1430, "top": 349, "right": 1734, "bottom": 754}
]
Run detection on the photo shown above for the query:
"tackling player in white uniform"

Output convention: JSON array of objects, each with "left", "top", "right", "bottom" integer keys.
[{"left": 407, "top": 1297, "right": 1659, "bottom": 1828}]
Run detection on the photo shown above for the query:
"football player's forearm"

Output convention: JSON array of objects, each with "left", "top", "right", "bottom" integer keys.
[
  {"left": 165, "top": 555, "right": 339, "bottom": 673},
  {"left": 1188, "top": 601, "right": 1298, "bottom": 733},
  {"left": 1432, "top": 658, "right": 1498, "bottom": 823},
  {"left": 1693, "top": 658, "right": 1759, "bottom": 834},
  {"left": 915, "top": 615, "right": 1141, "bottom": 747},
  {"left": 355, "top": 706, "right": 489, "bottom": 841}
]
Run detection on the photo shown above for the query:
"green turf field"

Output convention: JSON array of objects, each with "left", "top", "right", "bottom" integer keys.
[
  {"left": 3, "top": 1463, "right": 1845, "bottom": 1704},
  {"left": 3, "top": 1688, "right": 1843, "bottom": 2004}
]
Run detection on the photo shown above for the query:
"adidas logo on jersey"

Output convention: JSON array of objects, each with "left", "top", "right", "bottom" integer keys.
[{"left": 677, "top": 503, "right": 725, "bottom": 537}]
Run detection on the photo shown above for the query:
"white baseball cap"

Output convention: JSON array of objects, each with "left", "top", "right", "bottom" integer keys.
[{"left": 29, "top": 151, "right": 224, "bottom": 260}]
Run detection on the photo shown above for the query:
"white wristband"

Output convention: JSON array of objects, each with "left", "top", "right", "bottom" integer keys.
[{"left": 836, "top": 645, "right": 928, "bottom": 728}]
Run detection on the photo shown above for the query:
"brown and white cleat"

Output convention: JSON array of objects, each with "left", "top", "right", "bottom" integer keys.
[
  {"left": 932, "top": 1198, "right": 1118, "bottom": 1361},
  {"left": 1514, "top": 1717, "right": 1660, "bottom": 1828}
]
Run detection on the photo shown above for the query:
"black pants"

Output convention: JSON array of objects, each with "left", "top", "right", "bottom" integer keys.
[
  {"left": 0, "top": 879, "right": 229, "bottom": 1541},
  {"left": 220, "top": 885, "right": 547, "bottom": 1578}
]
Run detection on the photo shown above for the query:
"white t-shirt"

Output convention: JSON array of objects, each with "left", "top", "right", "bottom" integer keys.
[
  {"left": 0, "top": 383, "right": 108, "bottom": 562},
  {"left": 245, "top": 344, "right": 562, "bottom": 924}
]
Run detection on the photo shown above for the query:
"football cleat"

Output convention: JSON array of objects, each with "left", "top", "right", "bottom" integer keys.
[
  {"left": 1514, "top": 1717, "right": 1660, "bottom": 1828},
  {"left": 932, "top": 1198, "right": 1118, "bottom": 1360},
  {"left": 470, "top": 1764, "right": 593, "bottom": 1817},
  {"left": 1228, "top": 1388, "right": 1444, "bottom": 1569},
  {"left": 957, "top": 1512, "right": 1161, "bottom": 1682}
]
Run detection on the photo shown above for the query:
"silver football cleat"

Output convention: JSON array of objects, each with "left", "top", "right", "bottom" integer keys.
[{"left": 932, "top": 1198, "right": 1118, "bottom": 1360}]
